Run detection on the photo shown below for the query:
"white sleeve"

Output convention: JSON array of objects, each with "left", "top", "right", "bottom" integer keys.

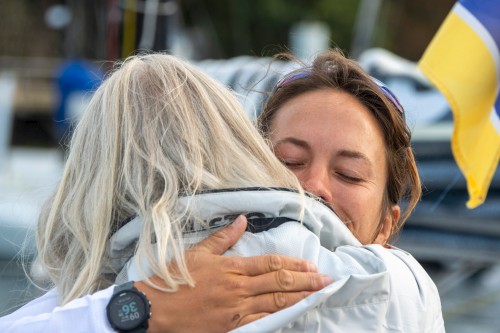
[
  {"left": 0, "top": 285, "right": 115, "bottom": 333},
  {"left": 227, "top": 223, "right": 444, "bottom": 333}
]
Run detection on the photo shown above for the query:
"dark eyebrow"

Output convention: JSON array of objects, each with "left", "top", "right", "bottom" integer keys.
[
  {"left": 336, "top": 149, "right": 372, "bottom": 166},
  {"left": 273, "top": 137, "right": 310, "bottom": 150}
]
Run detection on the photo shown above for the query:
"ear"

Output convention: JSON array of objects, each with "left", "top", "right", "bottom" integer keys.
[{"left": 374, "top": 204, "right": 400, "bottom": 245}]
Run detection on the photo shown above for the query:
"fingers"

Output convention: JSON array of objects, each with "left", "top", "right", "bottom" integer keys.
[
  {"left": 205, "top": 270, "right": 328, "bottom": 330},
  {"left": 257, "top": 291, "right": 314, "bottom": 312},
  {"left": 193, "top": 217, "right": 319, "bottom": 280},
  {"left": 195, "top": 215, "right": 248, "bottom": 255},
  {"left": 246, "top": 270, "right": 332, "bottom": 296},
  {"left": 233, "top": 254, "right": 318, "bottom": 277}
]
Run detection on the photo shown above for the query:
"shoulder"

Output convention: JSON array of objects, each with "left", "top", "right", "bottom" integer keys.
[
  {"left": 355, "top": 245, "right": 444, "bottom": 330},
  {"left": 360, "top": 244, "right": 436, "bottom": 283}
]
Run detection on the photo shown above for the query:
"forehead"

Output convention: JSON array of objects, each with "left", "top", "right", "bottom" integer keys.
[{"left": 269, "top": 89, "right": 387, "bottom": 163}]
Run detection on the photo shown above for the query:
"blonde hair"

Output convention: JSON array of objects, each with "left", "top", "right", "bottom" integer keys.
[{"left": 36, "top": 53, "right": 302, "bottom": 304}]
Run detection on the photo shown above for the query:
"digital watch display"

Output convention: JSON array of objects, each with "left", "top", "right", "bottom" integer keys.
[{"left": 106, "top": 281, "right": 151, "bottom": 333}]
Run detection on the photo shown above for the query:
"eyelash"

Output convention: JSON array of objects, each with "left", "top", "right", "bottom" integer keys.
[
  {"left": 282, "top": 160, "right": 363, "bottom": 183},
  {"left": 281, "top": 160, "right": 305, "bottom": 168},
  {"left": 338, "top": 173, "right": 362, "bottom": 183}
]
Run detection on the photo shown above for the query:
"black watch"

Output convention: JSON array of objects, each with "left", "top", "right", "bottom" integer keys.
[{"left": 106, "top": 281, "right": 151, "bottom": 333}]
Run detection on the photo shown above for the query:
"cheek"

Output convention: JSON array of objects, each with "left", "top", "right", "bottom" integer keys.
[
  {"left": 288, "top": 168, "right": 308, "bottom": 186},
  {"left": 330, "top": 182, "right": 382, "bottom": 243}
]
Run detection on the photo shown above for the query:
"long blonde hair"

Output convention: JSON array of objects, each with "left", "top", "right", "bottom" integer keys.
[{"left": 36, "top": 53, "right": 302, "bottom": 304}]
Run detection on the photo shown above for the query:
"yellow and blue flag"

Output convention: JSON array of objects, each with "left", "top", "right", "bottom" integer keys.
[{"left": 418, "top": 0, "right": 500, "bottom": 208}]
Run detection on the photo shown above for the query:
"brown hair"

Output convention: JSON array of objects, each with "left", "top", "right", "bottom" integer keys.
[{"left": 258, "top": 49, "right": 421, "bottom": 238}]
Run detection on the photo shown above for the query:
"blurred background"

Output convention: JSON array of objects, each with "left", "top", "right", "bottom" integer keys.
[{"left": 1, "top": 1, "right": 499, "bottom": 331}]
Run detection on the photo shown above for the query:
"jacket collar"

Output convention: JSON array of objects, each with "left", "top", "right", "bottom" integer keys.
[{"left": 108, "top": 188, "right": 360, "bottom": 273}]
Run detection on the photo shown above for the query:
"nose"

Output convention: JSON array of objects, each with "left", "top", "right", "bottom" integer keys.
[{"left": 300, "top": 164, "right": 333, "bottom": 204}]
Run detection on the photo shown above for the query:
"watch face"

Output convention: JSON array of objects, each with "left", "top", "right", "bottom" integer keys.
[{"left": 108, "top": 290, "right": 147, "bottom": 330}]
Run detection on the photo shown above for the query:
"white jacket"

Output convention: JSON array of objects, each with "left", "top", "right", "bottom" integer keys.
[{"left": 0, "top": 188, "right": 445, "bottom": 332}]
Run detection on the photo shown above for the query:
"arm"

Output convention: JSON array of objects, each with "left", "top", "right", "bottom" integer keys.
[
  {"left": 0, "top": 216, "right": 331, "bottom": 333},
  {"left": 0, "top": 287, "right": 115, "bottom": 332}
]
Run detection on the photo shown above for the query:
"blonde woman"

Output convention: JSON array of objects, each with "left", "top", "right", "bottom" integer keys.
[{"left": 0, "top": 54, "right": 330, "bottom": 333}]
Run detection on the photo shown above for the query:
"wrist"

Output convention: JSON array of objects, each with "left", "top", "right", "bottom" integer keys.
[{"left": 134, "top": 280, "right": 173, "bottom": 333}]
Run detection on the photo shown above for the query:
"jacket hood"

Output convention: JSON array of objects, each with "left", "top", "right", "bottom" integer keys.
[{"left": 108, "top": 187, "right": 360, "bottom": 275}]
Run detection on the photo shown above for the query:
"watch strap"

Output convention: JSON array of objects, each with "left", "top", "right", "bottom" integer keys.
[{"left": 114, "top": 281, "right": 136, "bottom": 294}]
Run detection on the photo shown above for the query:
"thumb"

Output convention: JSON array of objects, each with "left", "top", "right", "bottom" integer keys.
[{"left": 195, "top": 215, "right": 247, "bottom": 254}]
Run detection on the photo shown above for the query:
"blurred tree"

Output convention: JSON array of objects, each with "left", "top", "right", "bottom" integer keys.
[
  {"left": 378, "top": 0, "right": 456, "bottom": 61},
  {"left": 178, "top": 0, "right": 360, "bottom": 59},
  {"left": 64, "top": 0, "right": 108, "bottom": 59},
  {"left": 0, "top": 0, "right": 458, "bottom": 62},
  {"left": 177, "top": 0, "right": 456, "bottom": 61}
]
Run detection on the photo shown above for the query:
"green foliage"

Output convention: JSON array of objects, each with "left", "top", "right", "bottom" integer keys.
[{"left": 179, "top": 0, "right": 360, "bottom": 58}]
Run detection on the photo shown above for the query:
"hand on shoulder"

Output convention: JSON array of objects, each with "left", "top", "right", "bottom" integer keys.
[{"left": 135, "top": 216, "right": 333, "bottom": 333}]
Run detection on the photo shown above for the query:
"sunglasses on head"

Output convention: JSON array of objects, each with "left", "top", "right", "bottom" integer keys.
[{"left": 275, "top": 67, "right": 404, "bottom": 115}]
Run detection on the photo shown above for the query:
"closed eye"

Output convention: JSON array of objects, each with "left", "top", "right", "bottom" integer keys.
[
  {"left": 337, "top": 172, "right": 363, "bottom": 183},
  {"left": 281, "top": 160, "right": 306, "bottom": 169}
]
